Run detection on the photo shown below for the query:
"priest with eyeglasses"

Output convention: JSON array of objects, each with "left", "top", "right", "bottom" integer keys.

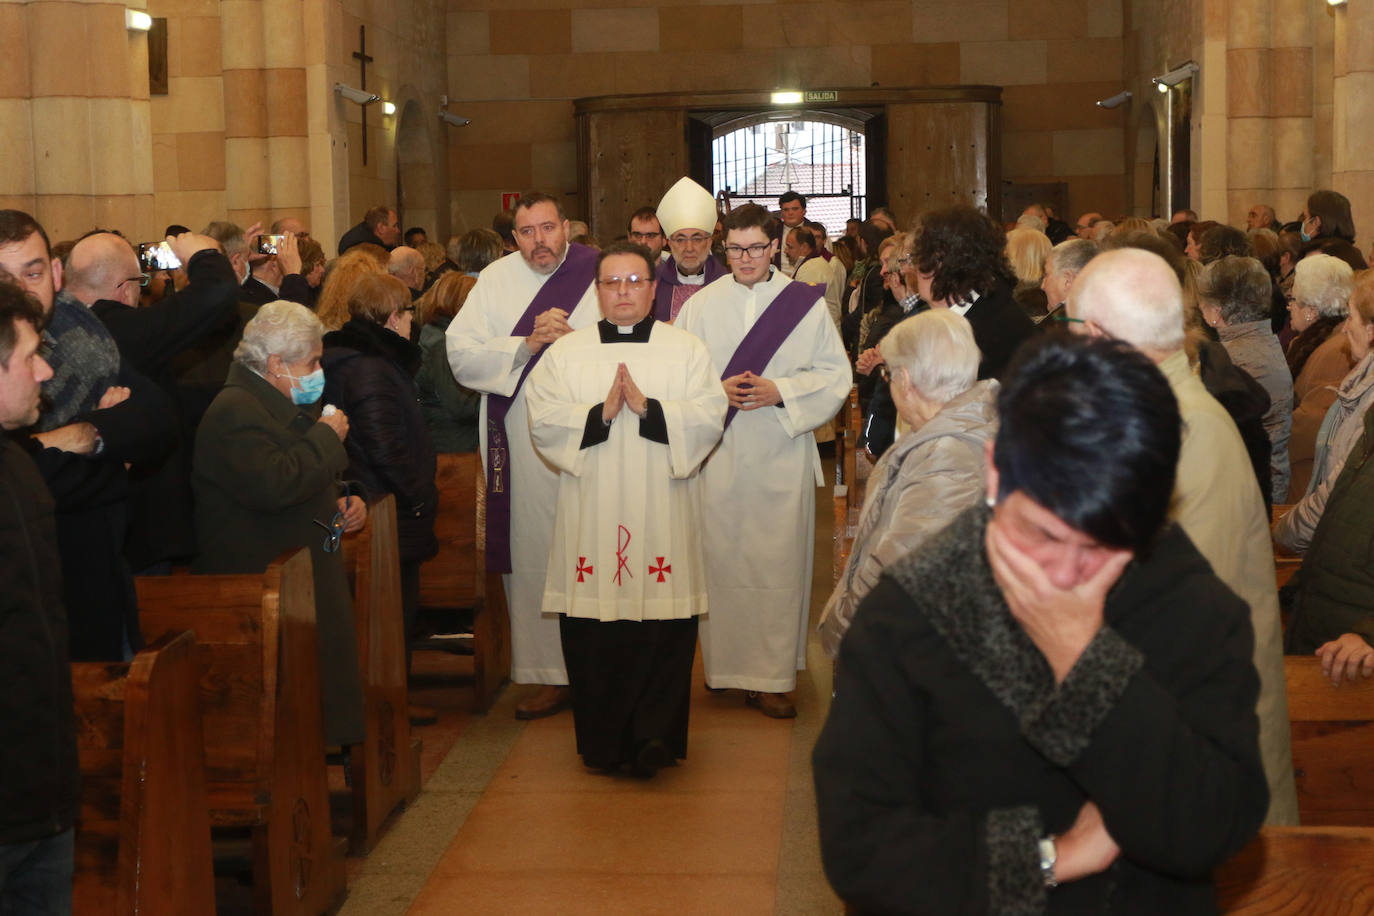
[
  {"left": 524, "top": 241, "right": 726, "bottom": 777},
  {"left": 652, "top": 177, "right": 728, "bottom": 323},
  {"left": 675, "top": 203, "right": 850, "bottom": 720}
]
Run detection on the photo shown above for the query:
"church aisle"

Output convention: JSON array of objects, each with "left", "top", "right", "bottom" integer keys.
[{"left": 340, "top": 466, "right": 842, "bottom": 915}]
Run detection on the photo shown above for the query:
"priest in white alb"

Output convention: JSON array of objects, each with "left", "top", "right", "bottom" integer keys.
[
  {"left": 676, "top": 203, "right": 851, "bottom": 719},
  {"left": 525, "top": 241, "right": 726, "bottom": 776},
  {"left": 445, "top": 192, "right": 599, "bottom": 720}
]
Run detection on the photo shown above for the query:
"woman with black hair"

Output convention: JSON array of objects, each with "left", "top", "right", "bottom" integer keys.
[
  {"left": 909, "top": 204, "right": 1036, "bottom": 380},
  {"left": 1301, "top": 189, "right": 1368, "bottom": 270},
  {"left": 815, "top": 334, "right": 1268, "bottom": 915}
]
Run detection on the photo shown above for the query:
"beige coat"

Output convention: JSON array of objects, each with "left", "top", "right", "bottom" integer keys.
[
  {"left": 819, "top": 381, "right": 998, "bottom": 658},
  {"left": 1160, "top": 351, "right": 1299, "bottom": 825}
]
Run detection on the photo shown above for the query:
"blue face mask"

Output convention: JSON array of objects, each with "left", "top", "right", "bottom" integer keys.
[
  {"left": 283, "top": 367, "right": 325, "bottom": 405},
  {"left": 1300, "top": 216, "right": 1313, "bottom": 243}
]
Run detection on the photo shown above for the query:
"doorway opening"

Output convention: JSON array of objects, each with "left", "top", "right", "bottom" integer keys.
[{"left": 704, "top": 110, "right": 873, "bottom": 236}]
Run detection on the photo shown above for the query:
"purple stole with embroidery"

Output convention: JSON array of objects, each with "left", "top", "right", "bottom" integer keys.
[
  {"left": 485, "top": 243, "right": 597, "bottom": 573},
  {"left": 652, "top": 255, "right": 726, "bottom": 321},
  {"left": 719, "top": 280, "right": 820, "bottom": 430}
]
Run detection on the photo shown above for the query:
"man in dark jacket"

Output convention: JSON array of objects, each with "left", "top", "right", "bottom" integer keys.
[
  {"left": 815, "top": 334, "right": 1268, "bottom": 914},
  {"left": 0, "top": 282, "right": 80, "bottom": 912},
  {"left": 338, "top": 205, "right": 400, "bottom": 255}
]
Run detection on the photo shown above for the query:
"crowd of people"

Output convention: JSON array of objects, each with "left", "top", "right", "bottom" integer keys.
[{"left": 2, "top": 176, "right": 1373, "bottom": 911}]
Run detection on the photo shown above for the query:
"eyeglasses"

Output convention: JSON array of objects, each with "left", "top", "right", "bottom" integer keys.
[
  {"left": 596, "top": 274, "right": 651, "bottom": 290},
  {"left": 399, "top": 305, "right": 416, "bottom": 314},
  {"left": 628, "top": 231, "right": 663, "bottom": 242},
  {"left": 313, "top": 483, "right": 353, "bottom": 553},
  {"left": 1051, "top": 316, "right": 1086, "bottom": 324},
  {"left": 122, "top": 273, "right": 152, "bottom": 289},
  {"left": 669, "top": 233, "right": 711, "bottom": 246},
  {"left": 724, "top": 243, "right": 771, "bottom": 260}
]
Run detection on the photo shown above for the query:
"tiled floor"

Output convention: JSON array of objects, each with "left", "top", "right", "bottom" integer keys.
[{"left": 339, "top": 467, "right": 843, "bottom": 916}]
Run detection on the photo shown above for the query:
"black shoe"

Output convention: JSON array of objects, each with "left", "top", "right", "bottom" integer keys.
[{"left": 629, "top": 739, "right": 673, "bottom": 779}]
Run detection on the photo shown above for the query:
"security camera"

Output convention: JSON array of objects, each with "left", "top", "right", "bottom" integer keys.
[
  {"left": 335, "top": 83, "right": 380, "bottom": 105},
  {"left": 438, "top": 111, "right": 471, "bottom": 128},
  {"left": 1096, "top": 91, "right": 1132, "bottom": 110}
]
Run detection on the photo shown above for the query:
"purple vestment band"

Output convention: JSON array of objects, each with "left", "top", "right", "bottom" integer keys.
[
  {"left": 485, "top": 242, "right": 598, "bottom": 573},
  {"left": 719, "top": 279, "right": 820, "bottom": 430},
  {"left": 652, "top": 255, "right": 727, "bottom": 321}
]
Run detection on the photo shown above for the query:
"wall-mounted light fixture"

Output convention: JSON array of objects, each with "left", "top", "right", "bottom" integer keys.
[
  {"left": 382, "top": 100, "right": 396, "bottom": 116},
  {"left": 334, "top": 82, "right": 380, "bottom": 105},
  {"left": 1327, "top": 0, "right": 1346, "bottom": 6},
  {"left": 1096, "top": 91, "right": 1132, "bottom": 109},
  {"left": 771, "top": 91, "right": 803, "bottom": 105},
  {"left": 438, "top": 110, "right": 470, "bottom": 128},
  {"left": 1152, "top": 62, "right": 1199, "bottom": 93},
  {"left": 125, "top": 8, "right": 152, "bottom": 30}
]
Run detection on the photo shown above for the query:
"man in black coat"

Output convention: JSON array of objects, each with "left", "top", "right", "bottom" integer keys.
[
  {"left": 815, "top": 335, "right": 1268, "bottom": 914},
  {"left": 338, "top": 204, "right": 401, "bottom": 255},
  {"left": 65, "top": 230, "right": 240, "bottom": 570},
  {"left": 0, "top": 282, "right": 80, "bottom": 911}
]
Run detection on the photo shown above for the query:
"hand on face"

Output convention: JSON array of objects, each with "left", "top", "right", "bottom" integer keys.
[{"left": 984, "top": 513, "right": 1132, "bottom": 684}]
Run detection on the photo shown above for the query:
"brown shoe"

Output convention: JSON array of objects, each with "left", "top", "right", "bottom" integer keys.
[
  {"left": 746, "top": 691, "right": 797, "bottom": 719},
  {"left": 515, "top": 685, "right": 572, "bottom": 720},
  {"left": 407, "top": 704, "right": 438, "bottom": 727}
]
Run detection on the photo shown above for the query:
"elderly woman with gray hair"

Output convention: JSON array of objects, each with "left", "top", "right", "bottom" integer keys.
[
  {"left": 191, "top": 300, "right": 366, "bottom": 747},
  {"left": 819, "top": 309, "right": 998, "bottom": 657},
  {"left": 1200, "top": 255, "right": 1294, "bottom": 503},
  {"left": 1286, "top": 254, "right": 1356, "bottom": 496}
]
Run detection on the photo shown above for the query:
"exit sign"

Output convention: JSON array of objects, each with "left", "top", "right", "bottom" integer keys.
[{"left": 805, "top": 90, "right": 838, "bottom": 102}]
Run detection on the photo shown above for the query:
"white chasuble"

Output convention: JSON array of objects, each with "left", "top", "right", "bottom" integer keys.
[
  {"left": 675, "top": 270, "right": 851, "bottom": 692},
  {"left": 444, "top": 251, "right": 599, "bottom": 684},
  {"left": 526, "top": 320, "right": 726, "bottom": 622}
]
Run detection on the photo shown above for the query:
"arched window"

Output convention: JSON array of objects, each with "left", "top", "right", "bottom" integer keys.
[{"left": 712, "top": 113, "right": 867, "bottom": 235}]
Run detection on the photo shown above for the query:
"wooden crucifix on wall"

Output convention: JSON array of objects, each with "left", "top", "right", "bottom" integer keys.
[{"left": 353, "top": 25, "right": 375, "bottom": 165}]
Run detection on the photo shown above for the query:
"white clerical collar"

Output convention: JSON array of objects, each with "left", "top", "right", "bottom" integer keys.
[
  {"left": 678, "top": 268, "right": 706, "bottom": 286},
  {"left": 948, "top": 289, "right": 981, "bottom": 317}
]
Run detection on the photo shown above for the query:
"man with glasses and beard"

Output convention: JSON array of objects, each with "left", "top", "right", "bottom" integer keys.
[
  {"left": 675, "top": 203, "right": 849, "bottom": 720},
  {"left": 445, "top": 192, "right": 600, "bottom": 720}
]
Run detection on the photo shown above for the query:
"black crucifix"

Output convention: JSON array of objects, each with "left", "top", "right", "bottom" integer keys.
[{"left": 352, "top": 25, "right": 375, "bottom": 165}]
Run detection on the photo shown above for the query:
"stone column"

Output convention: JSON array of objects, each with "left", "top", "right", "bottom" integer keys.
[
  {"left": 5, "top": 0, "right": 155, "bottom": 241},
  {"left": 1224, "top": 0, "right": 1273, "bottom": 224},
  {"left": 1332, "top": 0, "right": 1374, "bottom": 241}
]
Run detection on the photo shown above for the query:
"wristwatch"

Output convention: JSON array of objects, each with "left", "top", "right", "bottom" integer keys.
[{"left": 1038, "top": 836, "right": 1058, "bottom": 889}]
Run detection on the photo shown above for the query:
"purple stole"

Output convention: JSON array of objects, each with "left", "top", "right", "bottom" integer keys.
[
  {"left": 485, "top": 243, "right": 598, "bottom": 573},
  {"left": 719, "top": 279, "right": 821, "bottom": 430},
  {"left": 652, "top": 255, "right": 726, "bottom": 321},
  {"left": 793, "top": 248, "right": 832, "bottom": 276}
]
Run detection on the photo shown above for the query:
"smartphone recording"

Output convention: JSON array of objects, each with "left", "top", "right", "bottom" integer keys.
[
  {"left": 138, "top": 241, "right": 181, "bottom": 272},
  {"left": 257, "top": 234, "right": 286, "bottom": 255}
]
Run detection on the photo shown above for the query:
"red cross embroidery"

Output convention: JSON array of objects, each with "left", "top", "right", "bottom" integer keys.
[
  {"left": 576, "top": 557, "right": 593, "bottom": 582},
  {"left": 649, "top": 557, "right": 671, "bottom": 582}
]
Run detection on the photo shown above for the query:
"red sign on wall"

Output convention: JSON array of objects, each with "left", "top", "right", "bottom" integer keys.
[{"left": 501, "top": 192, "right": 522, "bottom": 211}]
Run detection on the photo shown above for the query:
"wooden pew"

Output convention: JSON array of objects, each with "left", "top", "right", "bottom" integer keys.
[
  {"left": 418, "top": 451, "right": 512, "bottom": 712},
  {"left": 136, "top": 549, "right": 345, "bottom": 916},
  {"left": 73, "top": 630, "right": 216, "bottom": 915},
  {"left": 1216, "top": 825, "right": 1374, "bottom": 912},
  {"left": 341, "top": 493, "right": 422, "bottom": 854},
  {"left": 1285, "top": 654, "right": 1374, "bottom": 826}
]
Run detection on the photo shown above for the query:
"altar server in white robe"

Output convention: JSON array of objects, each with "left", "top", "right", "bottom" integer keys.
[
  {"left": 446, "top": 192, "right": 599, "bottom": 720},
  {"left": 676, "top": 204, "right": 851, "bottom": 719},
  {"left": 526, "top": 242, "right": 727, "bottom": 776}
]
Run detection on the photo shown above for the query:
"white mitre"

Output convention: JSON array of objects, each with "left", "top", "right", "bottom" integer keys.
[{"left": 656, "top": 177, "right": 717, "bottom": 237}]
